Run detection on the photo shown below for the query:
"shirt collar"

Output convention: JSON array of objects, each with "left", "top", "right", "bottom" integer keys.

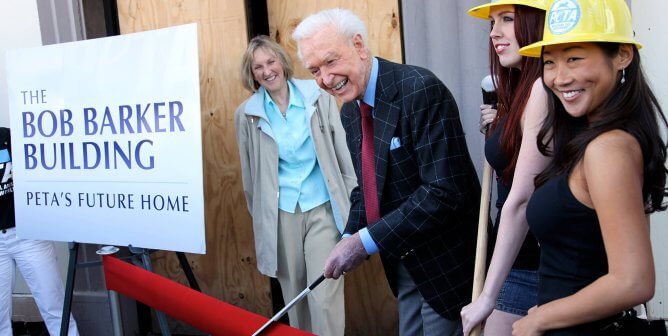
[
  {"left": 264, "top": 80, "right": 304, "bottom": 110},
  {"left": 362, "top": 57, "right": 378, "bottom": 107},
  {"left": 361, "top": 57, "right": 379, "bottom": 108}
]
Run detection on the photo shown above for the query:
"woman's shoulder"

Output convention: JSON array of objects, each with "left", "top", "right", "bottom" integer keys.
[
  {"left": 291, "top": 78, "right": 320, "bottom": 96},
  {"left": 578, "top": 130, "right": 644, "bottom": 209},
  {"left": 584, "top": 129, "right": 642, "bottom": 166},
  {"left": 521, "top": 78, "right": 549, "bottom": 126},
  {"left": 588, "top": 129, "right": 640, "bottom": 151},
  {"left": 527, "top": 78, "right": 548, "bottom": 105},
  {"left": 293, "top": 78, "right": 336, "bottom": 104},
  {"left": 236, "top": 90, "right": 264, "bottom": 116},
  {"left": 234, "top": 97, "right": 251, "bottom": 116},
  {"left": 291, "top": 78, "right": 317, "bottom": 87},
  {"left": 293, "top": 78, "right": 336, "bottom": 106}
]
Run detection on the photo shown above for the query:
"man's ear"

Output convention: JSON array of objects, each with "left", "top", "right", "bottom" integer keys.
[
  {"left": 352, "top": 33, "right": 369, "bottom": 60},
  {"left": 615, "top": 43, "right": 634, "bottom": 70}
]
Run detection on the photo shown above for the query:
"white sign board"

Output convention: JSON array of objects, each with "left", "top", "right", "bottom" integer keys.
[{"left": 5, "top": 23, "right": 206, "bottom": 254}]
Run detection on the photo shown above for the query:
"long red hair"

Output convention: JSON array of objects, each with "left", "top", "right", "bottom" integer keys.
[{"left": 488, "top": 5, "right": 545, "bottom": 182}]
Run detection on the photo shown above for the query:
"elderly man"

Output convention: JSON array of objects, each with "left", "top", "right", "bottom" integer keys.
[{"left": 293, "top": 8, "right": 482, "bottom": 336}]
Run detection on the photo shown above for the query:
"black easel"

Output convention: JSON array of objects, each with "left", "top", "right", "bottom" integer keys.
[
  {"left": 176, "top": 251, "right": 201, "bottom": 292},
  {"left": 59, "top": 243, "right": 202, "bottom": 336},
  {"left": 59, "top": 242, "right": 79, "bottom": 336}
]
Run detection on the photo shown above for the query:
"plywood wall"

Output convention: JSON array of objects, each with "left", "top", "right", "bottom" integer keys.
[
  {"left": 267, "top": 1, "right": 402, "bottom": 335},
  {"left": 268, "top": 0, "right": 402, "bottom": 79},
  {"left": 117, "top": 0, "right": 403, "bottom": 334},
  {"left": 117, "top": 0, "right": 272, "bottom": 330}
]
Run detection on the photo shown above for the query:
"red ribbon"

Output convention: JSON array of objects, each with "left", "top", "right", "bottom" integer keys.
[{"left": 103, "top": 255, "right": 313, "bottom": 336}]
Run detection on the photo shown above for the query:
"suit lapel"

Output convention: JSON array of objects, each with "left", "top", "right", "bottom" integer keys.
[
  {"left": 344, "top": 102, "right": 363, "bottom": 158},
  {"left": 373, "top": 59, "right": 400, "bottom": 202}
]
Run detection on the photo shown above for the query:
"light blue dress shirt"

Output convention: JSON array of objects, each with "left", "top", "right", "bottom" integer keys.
[{"left": 264, "top": 81, "right": 329, "bottom": 213}]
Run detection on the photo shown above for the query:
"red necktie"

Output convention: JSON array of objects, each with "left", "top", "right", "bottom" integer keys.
[{"left": 360, "top": 101, "right": 380, "bottom": 224}]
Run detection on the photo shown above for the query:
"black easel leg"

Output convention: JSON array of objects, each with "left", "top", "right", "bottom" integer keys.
[
  {"left": 176, "top": 252, "right": 201, "bottom": 292},
  {"left": 60, "top": 242, "right": 79, "bottom": 336},
  {"left": 129, "top": 247, "right": 171, "bottom": 336}
]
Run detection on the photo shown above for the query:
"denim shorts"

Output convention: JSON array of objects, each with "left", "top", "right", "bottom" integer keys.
[{"left": 495, "top": 268, "right": 539, "bottom": 316}]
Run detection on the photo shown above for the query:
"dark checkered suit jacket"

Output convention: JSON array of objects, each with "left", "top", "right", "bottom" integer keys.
[{"left": 341, "top": 58, "right": 481, "bottom": 320}]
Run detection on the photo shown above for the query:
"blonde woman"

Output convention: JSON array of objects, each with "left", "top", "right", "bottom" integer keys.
[{"left": 234, "top": 35, "right": 355, "bottom": 335}]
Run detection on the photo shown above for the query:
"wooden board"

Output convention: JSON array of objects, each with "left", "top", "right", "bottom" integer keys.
[
  {"left": 117, "top": 1, "right": 272, "bottom": 331},
  {"left": 267, "top": 1, "right": 402, "bottom": 334},
  {"left": 118, "top": 0, "right": 403, "bottom": 334},
  {"left": 267, "top": 0, "right": 403, "bottom": 79}
]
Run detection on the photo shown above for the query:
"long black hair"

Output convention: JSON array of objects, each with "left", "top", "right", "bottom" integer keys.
[{"left": 535, "top": 43, "right": 668, "bottom": 213}]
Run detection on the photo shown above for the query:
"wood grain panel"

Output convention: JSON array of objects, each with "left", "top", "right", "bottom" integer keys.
[
  {"left": 267, "top": 0, "right": 402, "bottom": 78},
  {"left": 117, "top": 0, "right": 272, "bottom": 332},
  {"left": 267, "top": 1, "right": 402, "bottom": 335}
]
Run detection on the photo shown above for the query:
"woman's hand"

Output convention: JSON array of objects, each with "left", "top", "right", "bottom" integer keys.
[
  {"left": 480, "top": 104, "right": 497, "bottom": 134},
  {"left": 461, "top": 293, "right": 495, "bottom": 336},
  {"left": 512, "top": 306, "right": 544, "bottom": 336}
]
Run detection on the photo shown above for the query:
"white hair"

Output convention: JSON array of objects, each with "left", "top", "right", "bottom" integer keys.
[{"left": 292, "top": 8, "right": 369, "bottom": 61}]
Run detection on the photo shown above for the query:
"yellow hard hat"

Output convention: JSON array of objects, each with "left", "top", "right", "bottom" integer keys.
[
  {"left": 519, "top": 0, "right": 642, "bottom": 57},
  {"left": 468, "top": 0, "right": 548, "bottom": 20}
]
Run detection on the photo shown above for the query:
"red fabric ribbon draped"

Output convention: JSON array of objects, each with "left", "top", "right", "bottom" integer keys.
[{"left": 102, "top": 255, "right": 313, "bottom": 336}]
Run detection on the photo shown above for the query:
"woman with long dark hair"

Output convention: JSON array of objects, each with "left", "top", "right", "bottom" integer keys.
[
  {"left": 461, "top": 1, "right": 550, "bottom": 335},
  {"left": 513, "top": 0, "right": 666, "bottom": 334}
]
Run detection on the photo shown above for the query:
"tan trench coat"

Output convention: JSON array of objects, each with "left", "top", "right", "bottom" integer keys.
[{"left": 234, "top": 79, "right": 357, "bottom": 277}]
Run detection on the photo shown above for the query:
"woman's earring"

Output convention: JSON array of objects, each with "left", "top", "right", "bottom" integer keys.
[{"left": 621, "top": 68, "right": 626, "bottom": 85}]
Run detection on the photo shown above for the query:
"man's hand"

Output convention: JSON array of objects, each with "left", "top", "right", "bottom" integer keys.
[{"left": 323, "top": 233, "right": 369, "bottom": 279}]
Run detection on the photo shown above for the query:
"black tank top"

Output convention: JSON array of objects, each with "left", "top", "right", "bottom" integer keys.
[
  {"left": 485, "top": 117, "right": 539, "bottom": 270},
  {"left": 527, "top": 173, "right": 615, "bottom": 335}
]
